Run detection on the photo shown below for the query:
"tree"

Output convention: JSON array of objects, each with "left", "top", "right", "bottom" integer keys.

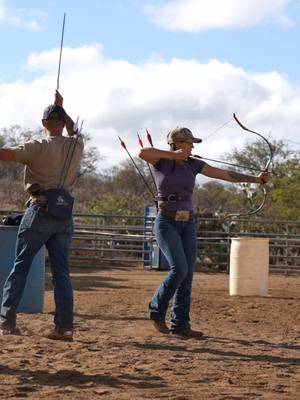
[
  {"left": 0, "top": 125, "right": 34, "bottom": 180},
  {"left": 268, "top": 157, "right": 300, "bottom": 220},
  {"left": 83, "top": 158, "right": 156, "bottom": 215},
  {"left": 0, "top": 125, "right": 102, "bottom": 178},
  {"left": 225, "top": 137, "right": 288, "bottom": 176},
  {"left": 0, "top": 125, "right": 103, "bottom": 211},
  {"left": 193, "top": 181, "right": 242, "bottom": 215},
  {"left": 104, "top": 159, "right": 155, "bottom": 200},
  {"left": 224, "top": 138, "right": 300, "bottom": 220},
  {"left": 78, "top": 133, "right": 102, "bottom": 176}
]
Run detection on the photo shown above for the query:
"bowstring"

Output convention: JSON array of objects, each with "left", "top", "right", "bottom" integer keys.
[
  {"left": 201, "top": 117, "right": 233, "bottom": 142},
  {"left": 193, "top": 115, "right": 269, "bottom": 218}
]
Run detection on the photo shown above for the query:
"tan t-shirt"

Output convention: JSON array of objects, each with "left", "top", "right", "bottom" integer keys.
[{"left": 13, "top": 135, "right": 84, "bottom": 192}]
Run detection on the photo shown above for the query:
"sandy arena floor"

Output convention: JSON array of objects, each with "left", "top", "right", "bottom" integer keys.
[{"left": 0, "top": 266, "right": 299, "bottom": 400}]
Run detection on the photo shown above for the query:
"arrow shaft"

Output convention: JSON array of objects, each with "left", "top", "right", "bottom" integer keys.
[
  {"left": 56, "top": 13, "right": 66, "bottom": 91},
  {"left": 190, "top": 155, "right": 261, "bottom": 173},
  {"left": 137, "top": 132, "right": 157, "bottom": 191},
  {"left": 119, "top": 137, "right": 156, "bottom": 199}
]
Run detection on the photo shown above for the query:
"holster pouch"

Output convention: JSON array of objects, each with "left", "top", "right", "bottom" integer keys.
[
  {"left": 44, "top": 188, "right": 74, "bottom": 220},
  {"left": 2, "top": 214, "right": 24, "bottom": 226}
]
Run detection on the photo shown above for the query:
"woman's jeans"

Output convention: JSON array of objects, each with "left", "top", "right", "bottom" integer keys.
[
  {"left": 149, "top": 213, "right": 197, "bottom": 330},
  {"left": 0, "top": 204, "right": 73, "bottom": 332}
]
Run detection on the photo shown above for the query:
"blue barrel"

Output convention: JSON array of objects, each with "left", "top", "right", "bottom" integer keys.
[
  {"left": 143, "top": 206, "right": 169, "bottom": 270},
  {"left": 0, "top": 226, "right": 45, "bottom": 313}
]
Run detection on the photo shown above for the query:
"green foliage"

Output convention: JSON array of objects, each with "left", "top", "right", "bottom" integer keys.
[
  {"left": 1, "top": 123, "right": 299, "bottom": 222},
  {"left": 103, "top": 159, "right": 155, "bottom": 203},
  {"left": 269, "top": 158, "right": 300, "bottom": 220},
  {"left": 223, "top": 137, "right": 300, "bottom": 220},
  {"left": 225, "top": 137, "right": 288, "bottom": 174},
  {"left": 88, "top": 196, "right": 134, "bottom": 215},
  {"left": 193, "top": 181, "right": 243, "bottom": 216},
  {"left": 86, "top": 195, "right": 145, "bottom": 226}
]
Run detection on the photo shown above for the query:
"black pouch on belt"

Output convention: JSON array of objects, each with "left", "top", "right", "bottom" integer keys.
[
  {"left": 2, "top": 214, "right": 24, "bottom": 226},
  {"left": 44, "top": 188, "right": 74, "bottom": 220},
  {"left": 39, "top": 134, "right": 79, "bottom": 220}
]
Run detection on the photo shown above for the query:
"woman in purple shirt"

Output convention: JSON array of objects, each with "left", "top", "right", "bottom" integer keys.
[{"left": 139, "top": 127, "right": 271, "bottom": 337}]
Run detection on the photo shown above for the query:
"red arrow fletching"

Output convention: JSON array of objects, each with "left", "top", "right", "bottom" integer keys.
[
  {"left": 146, "top": 129, "right": 153, "bottom": 147},
  {"left": 137, "top": 133, "right": 144, "bottom": 148},
  {"left": 118, "top": 136, "right": 127, "bottom": 150}
]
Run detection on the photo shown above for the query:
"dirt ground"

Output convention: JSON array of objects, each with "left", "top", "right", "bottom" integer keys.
[{"left": 0, "top": 266, "right": 299, "bottom": 400}]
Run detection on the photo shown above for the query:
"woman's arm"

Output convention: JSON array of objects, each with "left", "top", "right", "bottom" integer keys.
[
  {"left": 139, "top": 147, "right": 190, "bottom": 165},
  {"left": 201, "top": 164, "right": 271, "bottom": 184}
]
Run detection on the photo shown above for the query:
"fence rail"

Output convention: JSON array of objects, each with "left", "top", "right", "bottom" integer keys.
[
  {"left": 69, "top": 213, "right": 300, "bottom": 274},
  {"left": 1, "top": 211, "right": 300, "bottom": 273}
]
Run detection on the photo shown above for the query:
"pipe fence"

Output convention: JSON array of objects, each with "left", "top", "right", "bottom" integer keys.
[
  {"left": 70, "top": 213, "right": 300, "bottom": 274},
  {"left": 1, "top": 210, "right": 300, "bottom": 273}
]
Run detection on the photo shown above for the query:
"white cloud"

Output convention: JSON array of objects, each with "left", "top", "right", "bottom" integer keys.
[
  {"left": 144, "top": 0, "right": 294, "bottom": 32},
  {"left": 26, "top": 10, "right": 48, "bottom": 32},
  {"left": 25, "top": 44, "right": 105, "bottom": 73},
  {"left": 0, "top": 0, "right": 20, "bottom": 27},
  {"left": 0, "top": 0, "right": 47, "bottom": 31},
  {"left": 0, "top": 44, "right": 300, "bottom": 170}
]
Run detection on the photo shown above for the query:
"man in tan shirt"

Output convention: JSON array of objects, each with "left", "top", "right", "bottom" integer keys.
[{"left": 0, "top": 91, "right": 83, "bottom": 341}]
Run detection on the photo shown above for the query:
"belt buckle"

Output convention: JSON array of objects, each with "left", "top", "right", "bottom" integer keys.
[
  {"left": 175, "top": 210, "right": 190, "bottom": 222},
  {"left": 167, "top": 194, "right": 177, "bottom": 203}
]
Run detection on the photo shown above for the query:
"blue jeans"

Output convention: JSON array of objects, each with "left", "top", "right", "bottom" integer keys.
[
  {"left": 0, "top": 204, "right": 73, "bottom": 332},
  {"left": 149, "top": 213, "right": 197, "bottom": 330}
]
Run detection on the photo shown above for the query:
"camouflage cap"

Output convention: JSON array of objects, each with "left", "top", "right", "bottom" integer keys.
[
  {"left": 42, "top": 104, "right": 67, "bottom": 122},
  {"left": 167, "top": 127, "right": 202, "bottom": 145}
]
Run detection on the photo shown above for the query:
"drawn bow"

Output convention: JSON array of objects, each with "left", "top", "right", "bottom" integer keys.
[{"left": 223, "top": 113, "right": 273, "bottom": 219}]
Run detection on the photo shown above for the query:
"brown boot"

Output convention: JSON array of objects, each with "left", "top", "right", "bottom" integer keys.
[
  {"left": 151, "top": 320, "right": 169, "bottom": 334},
  {"left": 0, "top": 327, "right": 21, "bottom": 336},
  {"left": 45, "top": 329, "right": 73, "bottom": 342},
  {"left": 170, "top": 327, "right": 204, "bottom": 338}
]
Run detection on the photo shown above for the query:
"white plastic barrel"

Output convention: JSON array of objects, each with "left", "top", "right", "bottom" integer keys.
[{"left": 229, "top": 237, "right": 269, "bottom": 296}]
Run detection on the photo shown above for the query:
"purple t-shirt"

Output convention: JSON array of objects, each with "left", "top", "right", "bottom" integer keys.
[{"left": 153, "top": 158, "right": 206, "bottom": 211}]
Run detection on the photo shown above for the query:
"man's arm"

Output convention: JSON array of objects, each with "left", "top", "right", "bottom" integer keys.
[
  {"left": 54, "top": 90, "right": 77, "bottom": 136},
  {"left": 0, "top": 149, "right": 16, "bottom": 162}
]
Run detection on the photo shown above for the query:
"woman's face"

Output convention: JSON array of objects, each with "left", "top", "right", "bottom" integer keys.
[{"left": 174, "top": 141, "right": 194, "bottom": 154}]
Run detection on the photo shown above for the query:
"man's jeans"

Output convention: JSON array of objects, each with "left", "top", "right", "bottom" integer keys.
[
  {"left": 0, "top": 204, "right": 73, "bottom": 331},
  {"left": 149, "top": 213, "right": 197, "bottom": 330}
]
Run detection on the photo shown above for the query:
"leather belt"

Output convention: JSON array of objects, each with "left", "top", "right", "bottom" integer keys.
[
  {"left": 156, "top": 194, "right": 191, "bottom": 203},
  {"left": 26, "top": 193, "right": 47, "bottom": 208}
]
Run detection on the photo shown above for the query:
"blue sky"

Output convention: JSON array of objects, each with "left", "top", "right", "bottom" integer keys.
[
  {"left": 2, "top": 0, "right": 300, "bottom": 81},
  {"left": 1, "top": 0, "right": 300, "bottom": 168}
]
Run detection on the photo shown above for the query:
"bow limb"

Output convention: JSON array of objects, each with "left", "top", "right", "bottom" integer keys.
[
  {"left": 233, "top": 113, "right": 273, "bottom": 172},
  {"left": 224, "top": 114, "right": 273, "bottom": 220},
  {"left": 224, "top": 185, "right": 267, "bottom": 220}
]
